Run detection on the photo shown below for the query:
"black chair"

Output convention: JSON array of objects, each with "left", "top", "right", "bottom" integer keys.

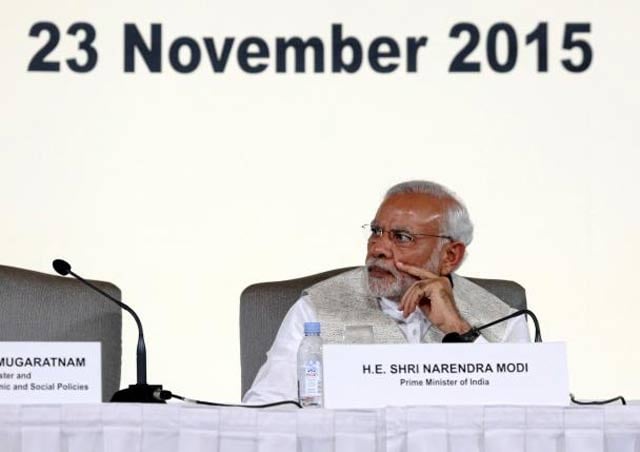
[
  {"left": 239, "top": 266, "right": 526, "bottom": 398},
  {"left": 0, "top": 264, "right": 122, "bottom": 401}
]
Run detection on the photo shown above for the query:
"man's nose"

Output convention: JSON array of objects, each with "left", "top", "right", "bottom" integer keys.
[{"left": 368, "top": 234, "right": 393, "bottom": 259}]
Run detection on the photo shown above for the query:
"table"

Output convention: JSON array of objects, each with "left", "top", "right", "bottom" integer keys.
[{"left": 0, "top": 404, "right": 638, "bottom": 452}]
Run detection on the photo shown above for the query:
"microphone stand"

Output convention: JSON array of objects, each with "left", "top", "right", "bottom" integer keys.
[
  {"left": 53, "top": 259, "right": 165, "bottom": 403},
  {"left": 443, "top": 309, "right": 542, "bottom": 343}
]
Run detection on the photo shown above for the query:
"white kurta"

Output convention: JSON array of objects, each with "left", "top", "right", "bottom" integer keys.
[{"left": 243, "top": 295, "right": 530, "bottom": 404}]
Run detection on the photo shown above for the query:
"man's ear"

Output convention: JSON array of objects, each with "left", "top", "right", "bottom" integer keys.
[{"left": 440, "top": 242, "right": 466, "bottom": 275}]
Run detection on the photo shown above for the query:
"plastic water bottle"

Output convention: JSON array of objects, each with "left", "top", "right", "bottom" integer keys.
[{"left": 297, "top": 322, "right": 323, "bottom": 408}]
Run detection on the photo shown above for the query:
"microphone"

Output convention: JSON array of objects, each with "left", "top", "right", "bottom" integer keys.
[
  {"left": 52, "top": 258, "right": 165, "bottom": 403},
  {"left": 442, "top": 309, "right": 542, "bottom": 343}
]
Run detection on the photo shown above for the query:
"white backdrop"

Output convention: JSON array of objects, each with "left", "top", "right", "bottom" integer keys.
[{"left": 2, "top": 0, "right": 638, "bottom": 402}]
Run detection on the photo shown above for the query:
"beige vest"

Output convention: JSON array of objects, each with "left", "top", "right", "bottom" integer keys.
[{"left": 304, "top": 267, "right": 515, "bottom": 344}]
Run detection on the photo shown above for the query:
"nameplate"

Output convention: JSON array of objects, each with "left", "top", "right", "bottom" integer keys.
[
  {"left": 0, "top": 342, "right": 101, "bottom": 403},
  {"left": 323, "top": 343, "right": 569, "bottom": 409}
]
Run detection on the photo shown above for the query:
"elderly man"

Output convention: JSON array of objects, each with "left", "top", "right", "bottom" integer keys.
[{"left": 243, "top": 180, "right": 529, "bottom": 403}]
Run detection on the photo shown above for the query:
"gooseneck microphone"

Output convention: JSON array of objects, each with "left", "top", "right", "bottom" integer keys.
[
  {"left": 442, "top": 309, "right": 542, "bottom": 343},
  {"left": 52, "top": 258, "right": 164, "bottom": 403}
]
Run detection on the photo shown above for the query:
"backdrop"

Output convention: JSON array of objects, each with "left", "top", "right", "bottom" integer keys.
[{"left": 2, "top": 0, "right": 638, "bottom": 402}]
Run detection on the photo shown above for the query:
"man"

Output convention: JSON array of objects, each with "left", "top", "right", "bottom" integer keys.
[{"left": 243, "top": 180, "right": 529, "bottom": 403}]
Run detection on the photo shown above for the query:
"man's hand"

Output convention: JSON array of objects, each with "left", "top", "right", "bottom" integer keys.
[{"left": 396, "top": 261, "right": 471, "bottom": 335}]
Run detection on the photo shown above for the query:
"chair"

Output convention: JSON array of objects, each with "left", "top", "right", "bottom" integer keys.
[
  {"left": 0, "top": 264, "right": 122, "bottom": 401},
  {"left": 239, "top": 266, "right": 527, "bottom": 398}
]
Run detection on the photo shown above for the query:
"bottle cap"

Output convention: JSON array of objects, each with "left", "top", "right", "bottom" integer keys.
[{"left": 304, "top": 322, "right": 321, "bottom": 335}]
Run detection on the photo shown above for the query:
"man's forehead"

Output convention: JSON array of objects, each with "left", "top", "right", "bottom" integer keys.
[{"left": 373, "top": 193, "right": 449, "bottom": 226}]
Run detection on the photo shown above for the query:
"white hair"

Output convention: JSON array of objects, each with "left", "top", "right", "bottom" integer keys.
[{"left": 384, "top": 180, "right": 474, "bottom": 245}]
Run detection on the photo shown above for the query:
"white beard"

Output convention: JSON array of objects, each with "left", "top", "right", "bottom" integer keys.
[{"left": 365, "top": 247, "right": 442, "bottom": 300}]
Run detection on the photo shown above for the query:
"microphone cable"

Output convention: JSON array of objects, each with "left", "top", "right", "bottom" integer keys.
[
  {"left": 570, "top": 393, "right": 626, "bottom": 406},
  {"left": 155, "top": 389, "right": 302, "bottom": 408}
]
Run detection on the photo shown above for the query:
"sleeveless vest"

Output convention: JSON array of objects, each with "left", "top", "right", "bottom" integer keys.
[{"left": 304, "top": 267, "right": 515, "bottom": 344}]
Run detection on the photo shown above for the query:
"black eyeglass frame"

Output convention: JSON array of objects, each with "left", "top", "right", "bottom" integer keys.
[{"left": 362, "top": 223, "right": 454, "bottom": 244}]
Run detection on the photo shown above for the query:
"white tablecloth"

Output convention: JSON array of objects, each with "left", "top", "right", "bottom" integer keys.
[{"left": 0, "top": 404, "right": 638, "bottom": 452}]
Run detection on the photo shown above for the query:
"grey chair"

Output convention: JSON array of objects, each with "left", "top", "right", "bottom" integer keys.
[
  {"left": 0, "top": 264, "right": 122, "bottom": 401},
  {"left": 239, "top": 266, "right": 527, "bottom": 398}
]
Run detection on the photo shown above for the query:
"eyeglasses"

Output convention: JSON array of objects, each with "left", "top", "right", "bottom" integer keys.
[{"left": 362, "top": 223, "right": 453, "bottom": 247}]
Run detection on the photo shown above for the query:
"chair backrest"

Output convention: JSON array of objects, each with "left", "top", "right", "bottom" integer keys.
[
  {"left": 239, "top": 266, "right": 527, "bottom": 398},
  {"left": 0, "top": 264, "right": 122, "bottom": 401}
]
